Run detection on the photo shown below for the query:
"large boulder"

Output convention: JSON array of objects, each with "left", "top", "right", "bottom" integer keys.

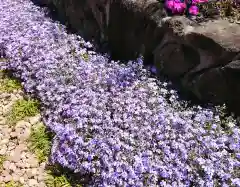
[
  {"left": 154, "top": 17, "right": 240, "bottom": 77},
  {"left": 153, "top": 17, "right": 240, "bottom": 105}
]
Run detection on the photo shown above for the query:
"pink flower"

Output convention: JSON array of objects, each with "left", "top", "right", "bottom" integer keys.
[
  {"left": 188, "top": 5, "right": 199, "bottom": 15},
  {"left": 165, "top": 0, "right": 186, "bottom": 14},
  {"left": 173, "top": 2, "right": 186, "bottom": 13},
  {"left": 165, "top": 0, "right": 175, "bottom": 10}
]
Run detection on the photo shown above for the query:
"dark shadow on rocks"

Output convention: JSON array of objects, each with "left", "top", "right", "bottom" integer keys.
[
  {"left": 30, "top": 0, "right": 111, "bottom": 56},
  {"left": 0, "top": 43, "right": 7, "bottom": 59}
]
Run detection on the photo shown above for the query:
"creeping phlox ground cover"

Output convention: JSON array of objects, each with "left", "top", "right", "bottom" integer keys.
[{"left": 0, "top": 0, "right": 239, "bottom": 186}]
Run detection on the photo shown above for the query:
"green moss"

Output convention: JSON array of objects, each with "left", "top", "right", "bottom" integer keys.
[
  {"left": 45, "top": 174, "right": 73, "bottom": 187},
  {"left": 81, "top": 53, "right": 89, "bottom": 61},
  {"left": 0, "top": 78, "right": 22, "bottom": 93},
  {"left": 7, "top": 98, "right": 40, "bottom": 125},
  {"left": 0, "top": 181, "right": 23, "bottom": 187},
  {"left": 45, "top": 173, "right": 83, "bottom": 187},
  {"left": 204, "top": 122, "right": 212, "bottom": 131},
  {"left": 45, "top": 166, "right": 83, "bottom": 187},
  {"left": 0, "top": 155, "right": 7, "bottom": 171},
  {"left": 28, "top": 123, "right": 52, "bottom": 163}
]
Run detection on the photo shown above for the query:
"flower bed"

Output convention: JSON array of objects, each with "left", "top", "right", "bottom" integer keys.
[{"left": 0, "top": 0, "right": 240, "bottom": 186}]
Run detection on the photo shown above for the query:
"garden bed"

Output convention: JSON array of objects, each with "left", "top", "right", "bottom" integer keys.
[{"left": 0, "top": 0, "right": 240, "bottom": 186}]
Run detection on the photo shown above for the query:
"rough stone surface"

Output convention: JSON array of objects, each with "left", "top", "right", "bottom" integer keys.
[
  {"left": 44, "top": 0, "right": 240, "bottom": 111},
  {"left": 44, "top": 0, "right": 167, "bottom": 60}
]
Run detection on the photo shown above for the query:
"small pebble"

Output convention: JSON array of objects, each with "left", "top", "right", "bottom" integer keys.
[
  {"left": 28, "top": 114, "right": 41, "bottom": 125},
  {"left": 28, "top": 179, "right": 38, "bottom": 186},
  {"left": 0, "top": 138, "right": 9, "bottom": 145},
  {"left": 28, "top": 158, "right": 39, "bottom": 168},
  {"left": 9, "top": 150, "right": 22, "bottom": 162},
  {"left": 3, "top": 175, "right": 12, "bottom": 183},
  {"left": 19, "top": 177, "right": 25, "bottom": 184},
  {"left": 9, "top": 162, "right": 17, "bottom": 171},
  {"left": 12, "top": 173, "right": 20, "bottom": 181},
  {"left": 3, "top": 160, "right": 10, "bottom": 170},
  {"left": 0, "top": 144, "right": 7, "bottom": 155},
  {"left": 10, "top": 131, "right": 17, "bottom": 138}
]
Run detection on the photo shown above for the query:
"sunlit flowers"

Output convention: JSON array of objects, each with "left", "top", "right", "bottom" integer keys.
[{"left": 0, "top": 0, "right": 239, "bottom": 186}]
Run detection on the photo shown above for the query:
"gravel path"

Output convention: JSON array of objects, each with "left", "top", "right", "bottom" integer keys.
[{"left": 0, "top": 77, "right": 47, "bottom": 186}]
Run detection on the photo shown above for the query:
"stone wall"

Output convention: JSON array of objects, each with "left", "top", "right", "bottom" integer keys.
[{"left": 40, "top": 0, "right": 240, "bottom": 111}]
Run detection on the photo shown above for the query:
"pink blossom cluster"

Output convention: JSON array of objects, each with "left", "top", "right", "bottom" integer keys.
[{"left": 165, "top": 0, "right": 208, "bottom": 15}]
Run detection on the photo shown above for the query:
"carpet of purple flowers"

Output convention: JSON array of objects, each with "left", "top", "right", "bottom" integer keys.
[{"left": 0, "top": 0, "right": 240, "bottom": 186}]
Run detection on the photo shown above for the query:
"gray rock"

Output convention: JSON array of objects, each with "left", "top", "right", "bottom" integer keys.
[{"left": 154, "top": 17, "right": 240, "bottom": 110}]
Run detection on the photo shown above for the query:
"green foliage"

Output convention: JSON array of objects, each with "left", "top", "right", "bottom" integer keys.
[
  {"left": 0, "top": 181, "right": 23, "bottom": 187},
  {"left": 204, "top": 122, "right": 212, "bottom": 131},
  {"left": 45, "top": 165, "right": 83, "bottom": 187},
  {"left": 28, "top": 123, "right": 52, "bottom": 163},
  {"left": 81, "top": 53, "right": 89, "bottom": 61},
  {"left": 7, "top": 98, "right": 40, "bottom": 125},
  {"left": 216, "top": 104, "right": 236, "bottom": 125},
  {"left": 0, "top": 155, "right": 6, "bottom": 171},
  {"left": 45, "top": 173, "right": 73, "bottom": 187},
  {"left": 0, "top": 78, "right": 22, "bottom": 93},
  {"left": 45, "top": 171, "right": 83, "bottom": 187},
  {"left": 0, "top": 70, "right": 22, "bottom": 93}
]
